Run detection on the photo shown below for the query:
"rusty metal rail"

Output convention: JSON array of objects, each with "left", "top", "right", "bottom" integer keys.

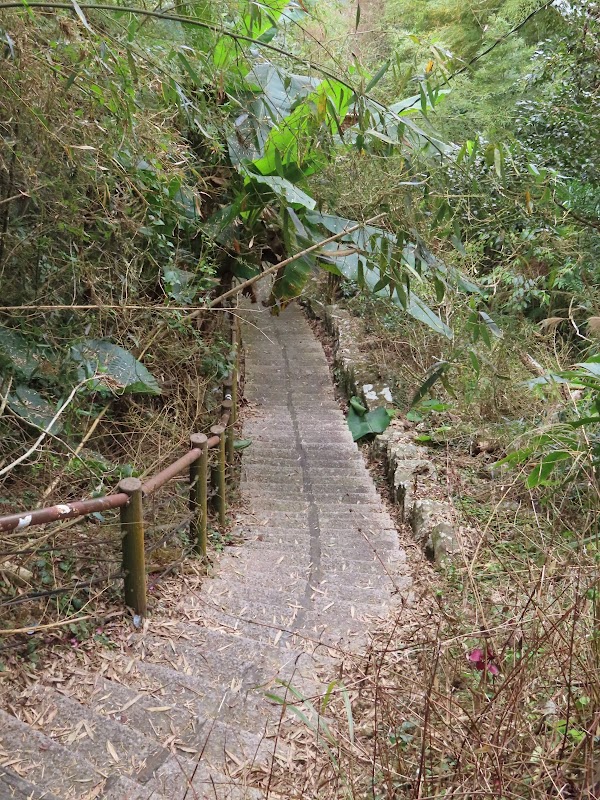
[{"left": 0, "top": 311, "right": 242, "bottom": 618}]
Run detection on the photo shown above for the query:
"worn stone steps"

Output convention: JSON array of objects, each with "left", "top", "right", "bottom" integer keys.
[
  {"left": 236, "top": 533, "right": 405, "bottom": 566},
  {"left": 42, "top": 677, "right": 276, "bottom": 775},
  {"left": 206, "top": 566, "right": 395, "bottom": 610},
  {"left": 24, "top": 686, "right": 266, "bottom": 799},
  {"left": 0, "top": 301, "right": 408, "bottom": 799},
  {"left": 0, "top": 709, "right": 171, "bottom": 800},
  {"left": 0, "top": 768, "right": 63, "bottom": 800}
]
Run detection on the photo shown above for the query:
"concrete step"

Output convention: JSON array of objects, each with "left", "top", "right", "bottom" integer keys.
[
  {"left": 241, "top": 457, "right": 364, "bottom": 472},
  {"left": 128, "top": 630, "right": 288, "bottom": 692},
  {"left": 0, "top": 708, "right": 163, "bottom": 800},
  {"left": 241, "top": 465, "right": 369, "bottom": 480},
  {"left": 81, "top": 676, "right": 275, "bottom": 770},
  {"left": 243, "top": 538, "right": 406, "bottom": 575},
  {"left": 25, "top": 686, "right": 196, "bottom": 797},
  {"left": 199, "top": 581, "right": 393, "bottom": 635},
  {"left": 206, "top": 561, "right": 395, "bottom": 609},
  {"left": 217, "top": 535, "right": 400, "bottom": 575},
  {"left": 240, "top": 482, "right": 378, "bottom": 499},
  {"left": 200, "top": 598, "right": 376, "bottom": 654},
  {"left": 245, "top": 498, "right": 381, "bottom": 513},
  {"left": 0, "top": 768, "right": 62, "bottom": 800},
  {"left": 111, "top": 657, "right": 279, "bottom": 746},
  {"left": 102, "top": 773, "right": 171, "bottom": 799},
  {"left": 209, "top": 569, "right": 310, "bottom": 595},
  {"left": 232, "top": 528, "right": 393, "bottom": 554}
]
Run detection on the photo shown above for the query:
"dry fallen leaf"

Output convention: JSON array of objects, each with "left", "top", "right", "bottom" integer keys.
[{"left": 106, "top": 740, "right": 120, "bottom": 763}]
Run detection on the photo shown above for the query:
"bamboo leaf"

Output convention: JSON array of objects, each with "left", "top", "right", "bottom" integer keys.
[
  {"left": 71, "top": 0, "right": 94, "bottom": 32},
  {"left": 410, "top": 362, "right": 449, "bottom": 408},
  {"left": 527, "top": 451, "right": 571, "bottom": 488},
  {"left": 365, "top": 60, "right": 390, "bottom": 93}
]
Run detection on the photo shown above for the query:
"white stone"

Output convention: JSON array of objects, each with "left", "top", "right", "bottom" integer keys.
[{"left": 380, "top": 387, "right": 393, "bottom": 403}]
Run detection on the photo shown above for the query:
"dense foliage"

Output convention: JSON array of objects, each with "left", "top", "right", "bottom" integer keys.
[
  {"left": 0, "top": 0, "right": 600, "bottom": 794},
  {"left": 0, "top": 0, "right": 482, "bottom": 495}
]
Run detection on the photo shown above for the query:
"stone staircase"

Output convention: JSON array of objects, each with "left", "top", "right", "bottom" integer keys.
[{"left": 0, "top": 303, "right": 409, "bottom": 799}]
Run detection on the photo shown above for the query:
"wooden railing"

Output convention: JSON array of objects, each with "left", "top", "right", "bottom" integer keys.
[{"left": 0, "top": 311, "right": 241, "bottom": 619}]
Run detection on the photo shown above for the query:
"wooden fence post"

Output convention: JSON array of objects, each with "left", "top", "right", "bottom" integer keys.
[
  {"left": 119, "top": 477, "right": 146, "bottom": 617},
  {"left": 189, "top": 433, "right": 208, "bottom": 559},
  {"left": 231, "top": 315, "right": 239, "bottom": 426},
  {"left": 210, "top": 425, "right": 226, "bottom": 528},
  {"left": 222, "top": 398, "right": 234, "bottom": 466}
]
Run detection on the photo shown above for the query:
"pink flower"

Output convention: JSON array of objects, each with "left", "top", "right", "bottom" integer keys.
[{"left": 468, "top": 647, "right": 500, "bottom": 676}]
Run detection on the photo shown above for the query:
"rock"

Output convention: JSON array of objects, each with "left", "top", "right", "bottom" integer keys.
[
  {"left": 429, "top": 523, "right": 459, "bottom": 565},
  {"left": 411, "top": 499, "right": 459, "bottom": 565},
  {"left": 389, "top": 441, "right": 421, "bottom": 463},
  {"left": 306, "top": 296, "right": 459, "bottom": 564},
  {"left": 393, "top": 459, "right": 436, "bottom": 519}
]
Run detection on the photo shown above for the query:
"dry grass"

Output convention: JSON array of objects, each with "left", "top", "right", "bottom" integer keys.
[
  {"left": 261, "top": 472, "right": 600, "bottom": 799},
  {"left": 279, "top": 290, "right": 600, "bottom": 799},
  {"left": 0, "top": 8, "right": 232, "bottom": 636}
]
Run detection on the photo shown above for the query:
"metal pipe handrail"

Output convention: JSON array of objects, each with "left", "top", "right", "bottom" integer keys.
[
  {"left": 0, "top": 414, "right": 230, "bottom": 532},
  {"left": 0, "top": 309, "right": 242, "bottom": 617},
  {"left": 0, "top": 492, "right": 130, "bottom": 534}
]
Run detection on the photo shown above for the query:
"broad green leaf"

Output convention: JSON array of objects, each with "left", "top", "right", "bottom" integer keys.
[
  {"left": 575, "top": 361, "right": 600, "bottom": 378},
  {"left": 162, "top": 266, "right": 197, "bottom": 304},
  {"left": 415, "top": 433, "right": 432, "bottom": 443},
  {"left": 410, "top": 362, "right": 449, "bottom": 407},
  {"left": 246, "top": 174, "right": 316, "bottom": 209},
  {"left": 340, "top": 683, "right": 355, "bottom": 744},
  {"left": 479, "top": 311, "right": 503, "bottom": 338},
  {"left": 71, "top": 340, "right": 161, "bottom": 395},
  {"left": 71, "top": 0, "right": 94, "bottom": 32},
  {"left": 365, "top": 129, "right": 397, "bottom": 145},
  {"left": 0, "top": 327, "right": 45, "bottom": 379},
  {"left": 7, "top": 385, "right": 63, "bottom": 433},
  {"left": 495, "top": 447, "right": 533, "bottom": 468},
  {"left": 234, "top": 438, "right": 253, "bottom": 450},
  {"left": 270, "top": 253, "right": 315, "bottom": 304},
  {"left": 178, "top": 52, "right": 202, "bottom": 86},
  {"left": 468, "top": 350, "right": 480, "bottom": 378},
  {"left": 347, "top": 406, "right": 393, "bottom": 441},
  {"left": 349, "top": 396, "right": 367, "bottom": 415},
  {"left": 305, "top": 211, "right": 453, "bottom": 338},
  {"left": 569, "top": 416, "right": 600, "bottom": 429},
  {"left": 402, "top": 292, "right": 453, "bottom": 339},
  {"left": 321, "top": 680, "right": 337, "bottom": 713},
  {"left": 365, "top": 61, "right": 390, "bottom": 93}
]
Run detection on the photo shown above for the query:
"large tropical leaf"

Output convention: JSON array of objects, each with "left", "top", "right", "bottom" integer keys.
[
  {"left": 0, "top": 327, "right": 45, "bottom": 379},
  {"left": 305, "top": 211, "right": 453, "bottom": 338},
  {"left": 245, "top": 174, "right": 316, "bottom": 209},
  {"left": 402, "top": 292, "right": 453, "bottom": 339},
  {"left": 269, "top": 207, "right": 316, "bottom": 305},
  {"left": 214, "top": 0, "right": 292, "bottom": 68},
  {"left": 71, "top": 340, "right": 161, "bottom": 395},
  {"left": 228, "top": 65, "right": 320, "bottom": 167},
  {"left": 7, "top": 385, "right": 63, "bottom": 433},
  {"left": 347, "top": 405, "right": 393, "bottom": 441}
]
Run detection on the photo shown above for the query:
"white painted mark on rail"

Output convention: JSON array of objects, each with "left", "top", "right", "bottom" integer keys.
[
  {"left": 56, "top": 504, "right": 71, "bottom": 515},
  {"left": 16, "top": 515, "right": 32, "bottom": 530}
]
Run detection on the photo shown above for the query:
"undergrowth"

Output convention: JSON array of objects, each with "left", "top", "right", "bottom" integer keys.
[{"left": 276, "top": 268, "right": 600, "bottom": 797}]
